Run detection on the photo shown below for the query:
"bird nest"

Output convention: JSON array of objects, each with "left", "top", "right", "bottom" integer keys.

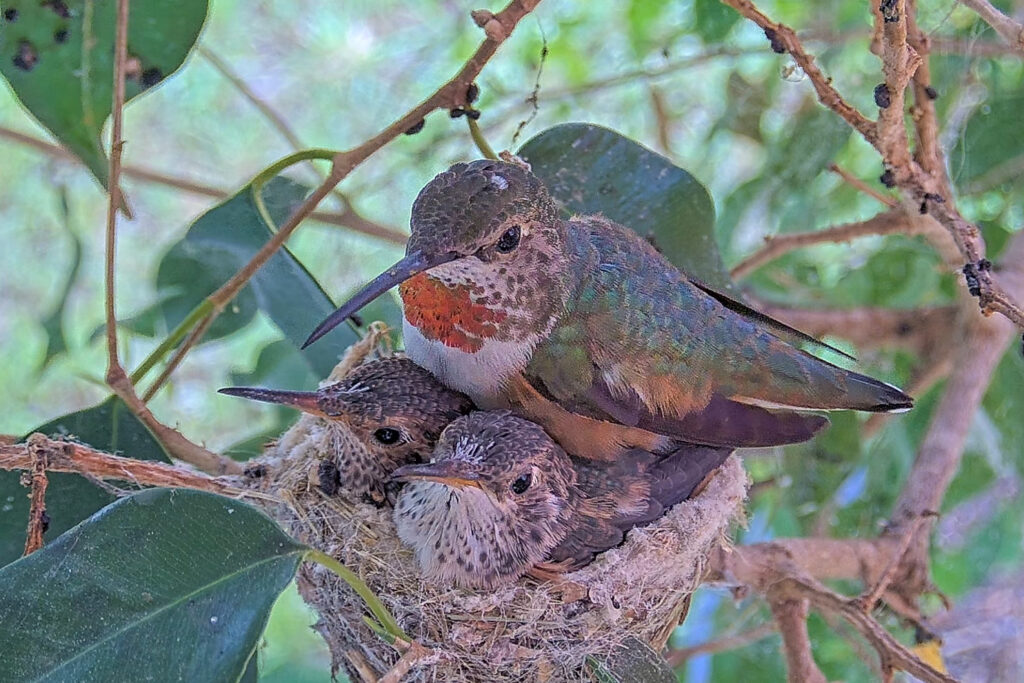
[{"left": 242, "top": 332, "right": 749, "bottom": 682}]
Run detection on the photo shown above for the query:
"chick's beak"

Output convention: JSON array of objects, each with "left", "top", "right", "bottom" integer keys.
[
  {"left": 302, "top": 249, "right": 458, "bottom": 348},
  {"left": 218, "top": 387, "right": 327, "bottom": 417},
  {"left": 390, "top": 460, "right": 484, "bottom": 490}
]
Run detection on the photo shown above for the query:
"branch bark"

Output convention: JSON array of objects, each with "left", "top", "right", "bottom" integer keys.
[
  {"left": 1, "top": 435, "right": 256, "bottom": 499},
  {"left": 771, "top": 599, "right": 827, "bottom": 683},
  {"left": 959, "top": 0, "right": 1024, "bottom": 53}
]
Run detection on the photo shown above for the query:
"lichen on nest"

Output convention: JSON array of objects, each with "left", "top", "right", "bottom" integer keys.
[{"left": 239, "top": 331, "right": 749, "bottom": 681}]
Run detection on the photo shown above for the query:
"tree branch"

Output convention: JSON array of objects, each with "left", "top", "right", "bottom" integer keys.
[
  {"left": 959, "top": 0, "right": 1024, "bottom": 53},
  {"left": 22, "top": 437, "right": 50, "bottom": 556},
  {"left": 731, "top": 210, "right": 917, "bottom": 279},
  {"left": 770, "top": 599, "right": 827, "bottom": 683},
  {"left": 665, "top": 623, "right": 776, "bottom": 666},
  {"left": 0, "top": 126, "right": 406, "bottom": 244},
  {"left": 719, "top": 0, "right": 877, "bottom": 145},
  {"left": 722, "top": 0, "right": 1024, "bottom": 328},
  {"left": 1, "top": 435, "right": 257, "bottom": 499}
]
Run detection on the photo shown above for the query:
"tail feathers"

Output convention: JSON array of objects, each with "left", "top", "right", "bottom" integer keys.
[
  {"left": 842, "top": 371, "right": 913, "bottom": 413},
  {"left": 646, "top": 444, "right": 734, "bottom": 511}
]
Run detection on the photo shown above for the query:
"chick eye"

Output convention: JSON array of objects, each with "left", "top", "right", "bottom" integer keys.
[
  {"left": 496, "top": 225, "right": 521, "bottom": 253},
  {"left": 373, "top": 428, "right": 402, "bottom": 445},
  {"left": 510, "top": 472, "right": 532, "bottom": 494}
]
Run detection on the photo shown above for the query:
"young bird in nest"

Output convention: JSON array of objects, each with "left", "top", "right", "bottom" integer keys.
[
  {"left": 219, "top": 357, "right": 474, "bottom": 505},
  {"left": 392, "top": 411, "right": 732, "bottom": 590}
]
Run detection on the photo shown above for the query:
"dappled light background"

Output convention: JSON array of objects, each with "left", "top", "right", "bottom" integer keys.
[{"left": 2, "top": 0, "right": 1022, "bottom": 680}]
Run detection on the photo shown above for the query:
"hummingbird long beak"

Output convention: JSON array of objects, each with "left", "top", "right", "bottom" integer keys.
[
  {"left": 218, "top": 387, "right": 327, "bottom": 417},
  {"left": 390, "top": 461, "right": 484, "bottom": 490},
  {"left": 302, "top": 249, "right": 459, "bottom": 349}
]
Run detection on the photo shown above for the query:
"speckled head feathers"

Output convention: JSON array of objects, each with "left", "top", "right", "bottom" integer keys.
[{"left": 407, "top": 160, "right": 559, "bottom": 256}]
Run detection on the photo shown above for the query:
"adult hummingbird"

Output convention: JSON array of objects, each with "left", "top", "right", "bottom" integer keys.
[
  {"left": 391, "top": 411, "right": 733, "bottom": 590},
  {"left": 219, "top": 357, "right": 474, "bottom": 504},
  {"left": 304, "top": 160, "right": 913, "bottom": 460}
]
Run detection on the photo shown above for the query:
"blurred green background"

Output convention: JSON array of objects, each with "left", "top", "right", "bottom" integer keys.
[{"left": 2, "top": 0, "right": 1023, "bottom": 680}]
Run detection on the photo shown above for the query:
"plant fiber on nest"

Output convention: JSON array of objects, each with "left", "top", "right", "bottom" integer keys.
[{"left": 241, "top": 331, "right": 749, "bottom": 682}]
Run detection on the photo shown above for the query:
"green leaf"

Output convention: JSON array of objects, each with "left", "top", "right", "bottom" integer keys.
[
  {"left": 0, "top": 396, "right": 170, "bottom": 568},
  {"left": 693, "top": 0, "right": 740, "bottom": 43},
  {"left": 39, "top": 188, "right": 82, "bottom": 367},
  {"left": 953, "top": 89, "right": 1024, "bottom": 192},
  {"left": 518, "top": 122, "right": 731, "bottom": 291},
  {"left": 0, "top": 0, "right": 208, "bottom": 188},
  {"left": 154, "top": 176, "right": 387, "bottom": 379},
  {"left": 0, "top": 488, "right": 305, "bottom": 682}
]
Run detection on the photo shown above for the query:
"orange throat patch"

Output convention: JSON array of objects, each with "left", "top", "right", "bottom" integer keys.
[{"left": 399, "top": 273, "right": 508, "bottom": 352}]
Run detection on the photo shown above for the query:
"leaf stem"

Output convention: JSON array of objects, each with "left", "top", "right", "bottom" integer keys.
[
  {"left": 306, "top": 549, "right": 408, "bottom": 641},
  {"left": 467, "top": 117, "right": 498, "bottom": 160}
]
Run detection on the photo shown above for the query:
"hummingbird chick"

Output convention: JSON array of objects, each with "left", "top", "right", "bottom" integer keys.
[
  {"left": 219, "top": 357, "right": 474, "bottom": 505},
  {"left": 391, "top": 411, "right": 732, "bottom": 590},
  {"left": 306, "top": 160, "right": 913, "bottom": 461}
]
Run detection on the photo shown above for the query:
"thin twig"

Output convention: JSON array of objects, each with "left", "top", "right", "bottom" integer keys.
[
  {"left": 22, "top": 438, "right": 50, "bottom": 556},
  {"left": 97, "top": 0, "right": 242, "bottom": 476},
  {"left": 828, "top": 163, "right": 897, "bottom": 207},
  {"left": 0, "top": 126, "right": 406, "bottom": 244},
  {"left": 103, "top": 0, "right": 129, "bottom": 380},
  {"left": 141, "top": 311, "right": 216, "bottom": 402},
  {"left": 199, "top": 46, "right": 305, "bottom": 151},
  {"left": 958, "top": 0, "right": 1024, "bottom": 53},
  {"left": 378, "top": 639, "right": 435, "bottom": 683},
  {"left": 855, "top": 512, "right": 934, "bottom": 612},
  {"left": 731, "top": 209, "right": 916, "bottom": 279},
  {"left": 719, "top": 0, "right": 878, "bottom": 145},
  {"left": 179, "top": 0, "right": 543, "bottom": 347},
  {"left": 666, "top": 623, "right": 776, "bottom": 666}
]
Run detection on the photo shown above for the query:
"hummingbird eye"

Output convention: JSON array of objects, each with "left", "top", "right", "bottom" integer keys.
[
  {"left": 373, "top": 427, "right": 402, "bottom": 445},
  {"left": 495, "top": 225, "right": 521, "bottom": 253},
  {"left": 510, "top": 471, "right": 532, "bottom": 494}
]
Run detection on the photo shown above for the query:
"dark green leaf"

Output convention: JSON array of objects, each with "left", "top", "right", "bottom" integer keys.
[
  {"left": 155, "top": 176, "right": 393, "bottom": 378},
  {"left": 0, "top": 0, "right": 208, "bottom": 188},
  {"left": 953, "top": 90, "right": 1024, "bottom": 192},
  {"left": 39, "top": 188, "right": 81, "bottom": 366},
  {"left": 518, "top": 122, "right": 730, "bottom": 290},
  {"left": 693, "top": 0, "right": 740, "bottom": 43},
  {"left": 0, "top": 396, "right": 170, "bottom": 567},
  {"left": 0, "top": 488, "right": 304, "bottom": 682}
]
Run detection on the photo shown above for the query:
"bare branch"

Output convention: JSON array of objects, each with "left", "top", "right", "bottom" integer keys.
[
  {"left": 828, "top": 163, "right": 898, "bottom": 207},
  {"left": 1, "top": 435, "right": 258, "bottom": 499},
  {"left": 755, "top": 302, "right": 956, "bottom": 356},
  {"left": 731, "top": 210, "right": 916, "bottom": 279},
  {"left": 719, "top": 0, "right": 877, "bottom": 145},
  {"left": 666, "top": 623, "right": 776, "bottom": 666},
  {"left": 959, "top": 0, "right": 1024, "bottom": 53},
  {"left": 893, "top": 231, "right": 1024, "bottom": 529},
  {"left": 770, "top": 599, "right": 827, "bottom": 683},
  {"left": 22, "top": 437, "right": 50, "bottom": 556}
]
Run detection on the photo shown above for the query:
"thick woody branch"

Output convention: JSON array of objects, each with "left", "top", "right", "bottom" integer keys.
[
  {"left": 708, "top": 542, "right": 954, "bottom": 683},
  {"left": 893, "top": 231, "right": 1024, "bottom": 529},
  {"left": 770, "top": 599, "right": 826, "bottom": 683},
  {"left": 0, "top": 434, "right": 255, "bottom": 499},
  {"left": 724, "top": 0, "right": 1024, "bottom": 328},
  {"left": 959, "top": 0, "right": 1024, "bottom": 53}
]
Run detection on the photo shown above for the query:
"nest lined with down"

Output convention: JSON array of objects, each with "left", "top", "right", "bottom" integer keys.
[{"left": 243, "top": 334, "right": 749, "bottom": 682}]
